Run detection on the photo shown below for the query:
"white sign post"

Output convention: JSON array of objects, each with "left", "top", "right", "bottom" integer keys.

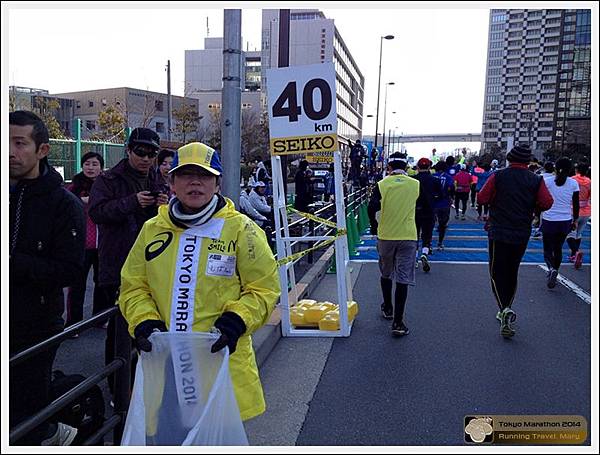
[{"left": 267, "top": 63, "right": 353, "bottom": 337}]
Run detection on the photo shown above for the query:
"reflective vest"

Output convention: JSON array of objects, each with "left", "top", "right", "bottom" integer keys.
[{"left": 377, "top": 174, "right": 419, "bottom": 240}]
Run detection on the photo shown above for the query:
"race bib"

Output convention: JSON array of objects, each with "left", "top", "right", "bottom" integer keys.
[{"left": 206, "top": 254, "right": 236, "bottom": 277}]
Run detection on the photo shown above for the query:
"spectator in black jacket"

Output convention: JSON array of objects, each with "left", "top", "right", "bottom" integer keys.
[
  {"left": 9, "top": 111, "right": 85, "bottom": 445},
  {"left": 294, "top": 160, "right": 313, "bottom": 212},
  {"left": 88, "top": 127, "right": 165, "bottom": 393}
]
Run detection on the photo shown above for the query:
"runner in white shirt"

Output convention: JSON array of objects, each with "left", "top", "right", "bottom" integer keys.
[{"left": 541, "top": 157, "right": 579, "bottom": 288}]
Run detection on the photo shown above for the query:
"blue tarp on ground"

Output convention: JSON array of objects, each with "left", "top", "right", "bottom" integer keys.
[
  {"left": 353, "top": 223, "right": 592, "bottom": 264},
  {"left": 351, "top": 248, "right": 591, "bottom": 264},
  {"left": 357, "top": 238, "right": 591, "bottom": 250}
]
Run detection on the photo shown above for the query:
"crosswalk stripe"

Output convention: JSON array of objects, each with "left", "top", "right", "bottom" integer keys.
[{"left": 538, "top": 265, "right": 591, "bottom": 304}]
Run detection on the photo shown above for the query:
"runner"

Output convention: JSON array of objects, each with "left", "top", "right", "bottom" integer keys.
[
  {"left": 368, "top": 152, "right": 419, "bottom": 336},
  {"left": 541, "top": 157, "right": 579, "bottom": 288},
  {"left": 566, "top": 160, "right": 591, "bottom": 269},
  {"left": 454, "top": 164, "right": 472, "bottom": 220},
  {"left": 413, "top": 158, "right": 440, "bottom": 272},
  {"left": 477, "top": 145, "right": 553, "bottom": 338},
  {"left": 432, "top": 161, "right": 454, "bottom": 250}
]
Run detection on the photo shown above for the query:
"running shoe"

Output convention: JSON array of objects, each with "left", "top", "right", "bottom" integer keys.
[
  {"left": 574, "top": 251, "right": 584, "bottom": 270},
  {"left": 500, "top": 307, "right": 516, "bottom": 339},
  {"left": 381, "top": 304, "right": 393, "bottom": 320},
  {"left": 391, "top": 321, "right": 409, "bottom": 336},
  {"left": 41, "top": 423, "right": 78, "bottom": 446},
  {"left": 455, "top": 214, "right": 459, "bottom": 220},
  {"left": 547, "top": 268, "right": 558, "bottom": 289},
  {"left": 420, "top": 254, "right": 431, "bottom": 273},
  {"left": 461, "top": 214, "right": 466, "bottom": 220},
  {"left": 415, "top": 259, "right": 419, "bottom": 269},
  {"left": 495, "top": 311, "right": 502, "bottom": 323},
  {"left": 437, "top": 243, "right": 445, "bottom": 251}
]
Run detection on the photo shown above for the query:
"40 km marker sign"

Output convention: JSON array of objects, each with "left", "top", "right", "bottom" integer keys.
[{"left": 267, "top": 63, "right": 338, "bottom": 156}]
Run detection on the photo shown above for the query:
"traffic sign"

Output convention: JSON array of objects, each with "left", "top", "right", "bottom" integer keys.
[{"left": 267, "top": 63, "right": 338, "bottom": 156}]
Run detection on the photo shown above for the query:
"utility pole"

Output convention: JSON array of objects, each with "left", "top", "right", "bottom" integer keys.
[
  {"left": 166, "top": 60, "right": 172, "bottom": 142},
  {"left": 221, "top": 9, "right": 242, "bottom": 207},
  {"left": 278, "top": 9, "right": 290, "bottom": 196}
]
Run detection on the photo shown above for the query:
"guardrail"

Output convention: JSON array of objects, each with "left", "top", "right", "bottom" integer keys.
[
  {"left": 273, "top": 184, "right": 373, "bottom": 265},
  {"left": 9, "top": 184, "right": 374, "bottom": 446},
  {"left": 9, "top": 308, "right": 132, "bottom": 445}
]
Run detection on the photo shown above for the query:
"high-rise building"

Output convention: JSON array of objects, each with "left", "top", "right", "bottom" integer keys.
[
  {"left": 481, "top": 9, "right": 591, "bottom": 156},
  {"left": 261, "top": 9, "right": 365, "bottom": 153}
]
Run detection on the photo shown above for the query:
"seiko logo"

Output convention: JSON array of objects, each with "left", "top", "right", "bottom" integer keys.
[{"left": 145, "top": 232, "right": 173, "bottom": 261}]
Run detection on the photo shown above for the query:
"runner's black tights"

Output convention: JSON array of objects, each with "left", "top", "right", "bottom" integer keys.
[
  {"left": 488, "top": 240, "right": 528, "bottom": 310},
  {"left": 543, "top": 231, "right": 569, "bottom": 270},
  {"left": 394, "top": 283, "right": 408, "bottom": 325},
  {"left": 381, "top": 278, "right": 408, "bottom": 324}
]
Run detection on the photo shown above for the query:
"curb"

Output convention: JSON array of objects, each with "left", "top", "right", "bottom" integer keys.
[{"left": 253, "top": 245, "right": 336, "bottom": 367}]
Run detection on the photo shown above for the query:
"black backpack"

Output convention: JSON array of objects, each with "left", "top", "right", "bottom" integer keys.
[{"left": 49, "top": 370, "right": 106, "bottom": 445}]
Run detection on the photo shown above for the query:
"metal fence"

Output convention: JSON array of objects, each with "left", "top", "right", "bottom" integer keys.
[
  {"left": 48, "top": 120, "right": 130, "bottom": 182},
  {"left": 8, "top": 184, "right": 373, "bottom": 446}
]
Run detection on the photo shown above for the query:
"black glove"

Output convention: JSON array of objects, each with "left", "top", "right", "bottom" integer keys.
[
  {"left": 133, "top": 319, "right": 168, "bottom": 352},
  {"left": 211, "top": 312, "right": 247, "bottom": 355}
]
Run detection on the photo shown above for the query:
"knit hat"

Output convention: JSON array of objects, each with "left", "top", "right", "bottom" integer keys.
[
  {"left": 417, "top": 157, "right": 432, "bottom": 169},
  {"left": 506, "top": 145, "right": 532, "bottom": 163}
]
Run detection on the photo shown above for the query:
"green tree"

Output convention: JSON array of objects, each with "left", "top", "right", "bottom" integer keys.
[
  {"left": 31, "top": 96, "right": 65, "bottom": 139},
  {"left": 96, "top": 104, "right": 127, "bottom": 141},
  {"left": 173, "top": 102, "right": 202, "bottom": 143}
]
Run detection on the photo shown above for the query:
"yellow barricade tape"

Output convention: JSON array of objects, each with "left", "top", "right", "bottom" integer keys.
[{"left": 275, "top": 207, "right": 347, "bottom": 266}]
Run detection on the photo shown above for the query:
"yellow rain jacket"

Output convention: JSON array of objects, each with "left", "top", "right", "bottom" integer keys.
[{"left": 119, "top": 198, "right": 280, "bottom": 421}]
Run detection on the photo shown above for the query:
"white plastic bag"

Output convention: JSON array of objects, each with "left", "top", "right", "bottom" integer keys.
[{"left": 121, "top": 332, "right": 248, "bottom": 446}]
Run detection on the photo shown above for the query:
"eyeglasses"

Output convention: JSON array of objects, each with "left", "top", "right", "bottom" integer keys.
[{"left": 132, "top": 147, "right": 158, "bottom": 159}]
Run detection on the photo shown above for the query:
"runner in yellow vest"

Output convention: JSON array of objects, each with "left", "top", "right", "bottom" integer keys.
[{"left": 367, "top": 152, "right": 420, "bottom": 337}]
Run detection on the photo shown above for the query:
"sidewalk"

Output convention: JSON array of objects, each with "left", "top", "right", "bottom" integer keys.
[{"left": 252, "top": 243, "right": 363, "bottom": 367}]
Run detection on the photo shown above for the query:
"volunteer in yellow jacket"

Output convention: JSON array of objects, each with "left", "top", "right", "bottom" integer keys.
[
  {"left": 118, "top": 142, "right": 280, "bottom": 421},
  {"left": 367, "top": 152, "right": 420, "bottom": 337}
]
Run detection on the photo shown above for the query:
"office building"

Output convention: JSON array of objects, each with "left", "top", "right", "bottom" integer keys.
[
  {"left": 53, "top": 87, "right": 199, "bottom": 142},
  {"left": 10, "top": 86, "right": 74, "bottom": 136},
  {"left": 261, "top": 9, "right": 365, "bottom": 153},
  {"left": 481, "top": 9, "right": 591, "bottom": 156}
]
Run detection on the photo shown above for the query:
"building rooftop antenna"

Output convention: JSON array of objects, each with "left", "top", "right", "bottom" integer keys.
[{"left": 206, "top": 16, "right": 209, "bottom": 37}]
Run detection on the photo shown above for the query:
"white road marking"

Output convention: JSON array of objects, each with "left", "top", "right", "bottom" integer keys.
[{"left": 538, "top": 265, "right": 591, "bottom": 304}]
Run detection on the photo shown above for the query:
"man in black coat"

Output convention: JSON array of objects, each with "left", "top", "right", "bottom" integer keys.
[
  {"left": 9, "top": 111, "right": 85, "bottom": 445},
  {"left": 88, "top": 127, "right": 164, "bottom": 392}
]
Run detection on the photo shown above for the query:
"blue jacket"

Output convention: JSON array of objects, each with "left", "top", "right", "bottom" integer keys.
[
  {"left": 473, "top": 170, "right": 493, "bottom": 192},
  {"left": 432, "top": 171, "right": 455, "bottom": 209}
]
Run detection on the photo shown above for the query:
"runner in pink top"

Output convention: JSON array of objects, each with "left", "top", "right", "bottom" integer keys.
[{"left": 454, "top": 165, "right": 472, "bottom": 220}]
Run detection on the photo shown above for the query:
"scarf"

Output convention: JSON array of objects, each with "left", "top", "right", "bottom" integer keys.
[{"left": 168, "top": 194, "right": 219, "bottom": 228}]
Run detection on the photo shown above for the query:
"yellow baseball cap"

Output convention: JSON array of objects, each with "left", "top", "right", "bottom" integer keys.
[{"left": 169, "top": 142, "right": 222, "bottom": 176}]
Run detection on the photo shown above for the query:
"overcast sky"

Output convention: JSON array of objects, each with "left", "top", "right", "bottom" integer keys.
[{"left": 6, "top": 3, "right": 493, "bottom": 154}]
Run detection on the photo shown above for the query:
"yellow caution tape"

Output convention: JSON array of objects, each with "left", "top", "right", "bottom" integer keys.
[
  {"left": 275, "top": 207, "right": 347, "bottom": 266},
  {"left": 286, "top": 206, "right": 345, "bottom": 233}
]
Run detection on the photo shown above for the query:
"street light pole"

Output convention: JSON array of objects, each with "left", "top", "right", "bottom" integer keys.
[
  {"left": 374, "top": 35, "right": 394, "bottom": 154},
  {"left": 381, "top": 82, "right": 394, "bottom": 162}
]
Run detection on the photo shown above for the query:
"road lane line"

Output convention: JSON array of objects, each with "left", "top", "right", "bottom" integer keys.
[{"left": 538, "top": 265, "right": 591, "bottom": 304}]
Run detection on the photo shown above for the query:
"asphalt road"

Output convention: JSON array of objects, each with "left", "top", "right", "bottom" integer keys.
[
  {"left": 247, "top": 214, "right": 593, "bottom": 447},
  {"left": 52, "top": 209, "right": 593, "bottom": 447}
]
